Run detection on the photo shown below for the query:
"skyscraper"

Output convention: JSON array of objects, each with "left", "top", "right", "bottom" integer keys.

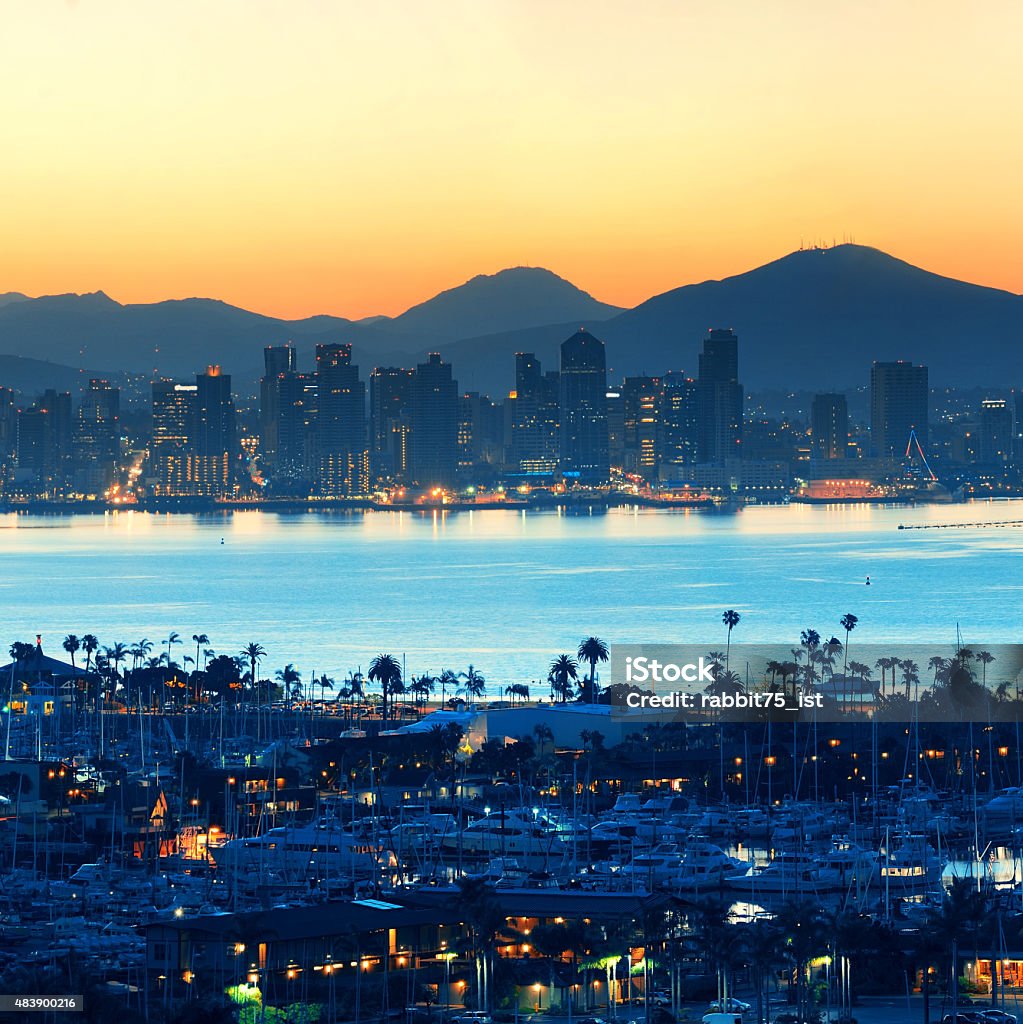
[
  {"left": 370, "top": 367, "right": 414, "bottom": 482},
  {"left": 315, "top": 343, "right": 368, "bottom": 496},
  {"left": 870, "top": 361, "right": 928, "bottom": 459},
  {"left": 411, "top": 353, "right": 458, "bottom": 488},
  {"left": 696, "top": 328, "right": 743, "bottom": 464},
  {"left": 151, "top": 380, "right": 197, "bottom": 495},
  {"left": 621, "top": 375, "right": 662, "bottom": 479},
  {"left": 193, "top": 366, "right": 236, "bottom": 496},
  {"left": 259, "top": 344, "right": 298, "bottom": 465},
  {"left": 559, "top": 329, "right": 609, "bottom": 484},
  {"left": 509, "top": 353, "right": 559, "bottom": 476},
  {"left": 15, "top": 390, "right": 73, "bottom": 492},
  {"left": 979, "top": 398, "right": 1014, "bottom": 464},
  {"left": 810, "top": 393, "right": 849, "bottom": 460},
  {"left": 74, "top": 379, "right": 121, "bottom": 493},
  {"left": 660, "top": 372, "right": 699, "bottom": 468}
]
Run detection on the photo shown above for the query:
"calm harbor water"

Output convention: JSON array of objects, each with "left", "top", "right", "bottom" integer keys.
[{"left": 0, "top": 500, "right": 1021, "bottom": 687}]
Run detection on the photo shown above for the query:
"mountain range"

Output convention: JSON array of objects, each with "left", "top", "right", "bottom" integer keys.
[{"left": 1, "top": 246, "right": 1020, "bottom": 396}]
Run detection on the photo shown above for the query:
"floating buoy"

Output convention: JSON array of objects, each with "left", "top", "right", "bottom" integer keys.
[{"left": 865, "top": 576, "right": 871, "bottom": 586}]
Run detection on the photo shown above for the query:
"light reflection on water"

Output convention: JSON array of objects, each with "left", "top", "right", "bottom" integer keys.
[{"left": 0, "top": 500, "right": 1021, "bottom": 685}]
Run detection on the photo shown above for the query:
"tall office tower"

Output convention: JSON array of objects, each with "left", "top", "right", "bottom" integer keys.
[
  {"left": 15, "top": 391, "right": 73, "bottom": 491},
  {"left": 369, "top": 367, "right": 414, "bottom": 481},
  {"left": 410, "top": 353, "right": 458, "bottom": 488},
  {"left": 0, "top": 387, "right": 17, "bottom": 461},
  {"left": 559, "top": 329, "right": 610, "bottom": 484},
  {"left": 621, "top": 375, "right": 662, "bottom": 479},
  {"left": 276, "top": 372, "right": 317, "bottom": 479},
  {"left": 259, "top": 345, "right": 298, "bottom": 464},
  {"left": 315, "top": 343, "right": 368, "bottom": 495},
  {"left": 458, "top": 392, "right": 503, "bottom": 473},
  {"left": 193, "top": 365, "right": 236, "bottom": 496},
  {"left": 605, "top": 387, "right": 625, "bottom": 467},
  {"left": 979, "top": 398, "right": 1014, "bottom": 464},
  {"left": 74, "top": 379, "right": 121, "bottom": 493},
  {"left": 509, "top": 353, "right": 560, "bottom": 475},
  {"left": 696, "top": 328, "right": 743, "bottom": 464},
  {"left": 151, "top": 380, "right": 197, "bottom": 495},
  {"left": 659, "top": 372, "right": 699, "bottom": 467},
  {"left": 870, "top": 361, "right": 929, "bottom": 459},
  {"left": 810, "top": 393, "right": 849, "bottom": 460}
]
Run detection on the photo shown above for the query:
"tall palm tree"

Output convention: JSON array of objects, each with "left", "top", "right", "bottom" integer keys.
[
  {"left": 577, "top": 636, "right": 610, "bottom": 704},
  {"left": 976, "top": 650, "right": 995, "bottom": 687},
  {"left": 459, "top": 665, "right": 487, "bottom": 702},
  {"left": 548, "top": 654, "right": 578, "bottom": 703},
  {"left": 438, "top": 668, "right": 458, "bottom": 706},
  {"left": 81, "top": 634, "right": 99, "bottom": 675},
  {"left": 368, "top": 654, "right": 402, "bottom": 726},
  {"left": 191, "top": 633, "right": 209, "bottom": 673},
  {"left": 275, "top": 663, "right": 302, "bottom": 701},
  {"left": 721, "top": 610, "right": 741, "bottom": 672},
  {"left": 241, "top": 643, "right": 266, "bottom": 696},
  {"left": 62, "top": 634, "right": 80, "bottom": 673},
  {"left": 163, "top": 631, "right": 182, "bottom": 668},
  {"left": 901, "top": 659, "right": 920, "bottom": 701},
  {"left": 839, "top": 612, "right": 857, "bottom": 705}
]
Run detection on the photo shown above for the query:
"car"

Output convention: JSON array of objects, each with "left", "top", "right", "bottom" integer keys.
[
  {"left": 709, "top": 997, "right": 752, "bottom": 1013},
  {"left": 978, "top": 1013, "right": 1019, "bottom": 1024},
  {"left": 578, "top": 1018, "right": 607, "bottom": 1024},
  {"left": 940, "top": 1014, "right": 986, "bottom": 1024}
]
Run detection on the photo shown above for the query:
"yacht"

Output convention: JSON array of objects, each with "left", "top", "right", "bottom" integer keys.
[
  {"left": 442, "top": 808, "right": 567, "bottom": 861},
  {"left": 676, "top": 842, "right": 747, "bottom": 893}
]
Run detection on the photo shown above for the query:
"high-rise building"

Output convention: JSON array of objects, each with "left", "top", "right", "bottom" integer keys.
[
  {"left": 810, "top": 393, "right": 849, "bottom": 460},
  {"left": 559, "top": 329, "right": 609, "bottom": 484},
  {"left": 74, "top": 379, "right": 121, "bottom": 493},
  {"left": 979, "top": 398, "right": 1014, "bottom": 464},
  {"left": 411, "top": 353, "right": 458, "bottom": 488},
  {"left": 370, "top": 367, "right": 414, "bottom": 482},
  {"left": 509, "top": 353, "right": 559, "bottom": 476},
  {"left": 193, "top": 366, "right": 236, "bottom": 496},
  {"left": 151, "top": 381, "right": 197, "bottom": 495},
  {"left": 660, "top": 372, "right": 699, "bottom": 468},
  {"left": 0, "top": 388, "right": 16, "bottom": 463},
  {"left": 696, "top": 329, "right": 743, "bottom": 464},
  {"left": 259, "top": 345, "right": 298, "bottom": 465},
  {"left": 870, "top": 361, "right": 928, "bottom": 459},
  {"left": 276, "top": 372, "right": 317, "bottom": 480},
  {"left": 621, "top": 375, "right": 661, "bottom": 479},
  {"left": 15, "top": 390, "right": 73, "bottom": 492},
  {"left": 315, "top": 343, "right": 368, "bottom": 495},
  {"left": 458, "top": 392, "right": 502, "bottom": 473}
]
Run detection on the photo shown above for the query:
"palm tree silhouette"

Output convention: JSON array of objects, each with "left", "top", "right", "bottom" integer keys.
[
  {"left": 241, "top": 642, "right": 267, "bottom": 697},
  {"left": 840, "top": 613, "right": 857, "bottom": 705},
  {"left": 368, "top": 654, "right": 402, "bottom": 726},
  {"left": 459, "top": 665, "right": 487, "bottom": 702},
  {"left": 577, "top": 637, "right": 609, "bottom": 703},
  {"left": 721, "top": 610, "right": 741, "bottom": 672},
  {"left": 191, "top": 633, "right": 209, "bottom": 674},
  {"left": 275, "top": 663, "right": 302, "bottom": 701},
  {"left": 548, "top": 654, "right": 578, "bottom": 703},
  {"left": 976, "top": 650, "right": 995, "bottom": 687}
]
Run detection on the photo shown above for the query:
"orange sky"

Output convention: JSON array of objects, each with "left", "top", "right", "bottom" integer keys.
[{"left": 1, "top": 1, "right": 1021, "bottom": 319}]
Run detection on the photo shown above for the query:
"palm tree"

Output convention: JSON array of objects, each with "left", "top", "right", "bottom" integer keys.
[
  {"left": 62, "top": 634, "right": 80, "bottom": 672},
  {"left": 976, "top": 650, "right": 995, "bottom": 687},
  {"left": 548, "top": 654, "right": 578, "bottom": 703},
  {"left": 577, "top": 636, "right": 609, "bottom": 704},
  {"left": 839, "top": 612, "right": 857, "bottom": 704},
  {"left": 275, "top": 663, "right": 302, "bottom": 701},
  {"left": 163, "top": 631, "right": 182, "bottom": 667},
  {"left": 81, "top": 634, "right": 99, "bottom": 675},
  {"left": 505, "top": 683, "right": 530, "bottom": 704},
  {"left": 241, "top": 643, "right": 266, "bottom": 696},
  {"left": 901, "top": 659, "right": 920, "bottom": 701},
  {"left": 438, "top": 668, "right": 458, "bottom": 706},
  {"left": 191, "top": 633, "right": 209, "bottom": 674},
  {"left": 721, "top": 610, "right": 741, "bottom": 672},
  {"left": 368, "top": 654, "right": 402, "bottom": 726},
  {"left": 533, "top": 722, "right": 554, "bottom": 756},
  {"left": 459, "top": 665, "right": 487, "bottom": 703}
]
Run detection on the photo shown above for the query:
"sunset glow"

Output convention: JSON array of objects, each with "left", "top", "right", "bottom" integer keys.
[{"left": 2, "top": 0, "right": 1021, "bottom": 318}]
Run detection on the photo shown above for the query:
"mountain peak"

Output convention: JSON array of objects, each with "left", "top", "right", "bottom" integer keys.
[{"left": 392, "top": 266, "right": 622, "bottom": 341}]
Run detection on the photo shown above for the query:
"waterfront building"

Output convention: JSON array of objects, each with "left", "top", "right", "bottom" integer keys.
[
  {"left": 696, "top": 328, "right": 743, "bottom": 464},
  {"left": 315, "top": 343, "right": 369, "bottom": 496},
  {"left": 509, "top": 353, "right": 559, "bottom": 477},
  {"left": 870, "top": 360, "right": 928, "bottom": 458},
  {"left": 979, "top": 398, "right": 1014, "bottom": 464},
  {"left": 410, "top": 353, "right": 458, "bottom": 488},
  {"left": 559, "top": 329, "right": 610, "bottom": 484},
  {"left": 193, "top": 365, "right": 237, "bottom": 496},
  {"left": 659, "top": 372, "right": 699, "bottom": 471},
  {"left": 810, "top": 392, "right": 849, "bottom": 460},
  {"left": 621, "top": 375, "right": 661, "bottom": 479},
  {"left": 74, "top": 378, "right": 121, "bottom": 494},
  {"left": 258, "top": 344, "right": 298, "bottom": 465},
  {"left": 370, "top": 366, "right": 414, "bottom": 482},
  {"left": 151, "top": 380, "right": 197, "bottom": 495}
]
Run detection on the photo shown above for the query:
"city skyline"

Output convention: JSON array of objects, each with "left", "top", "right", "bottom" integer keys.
[{"left": 2, "top": 3, "right": 1023, "bottom": 317}]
